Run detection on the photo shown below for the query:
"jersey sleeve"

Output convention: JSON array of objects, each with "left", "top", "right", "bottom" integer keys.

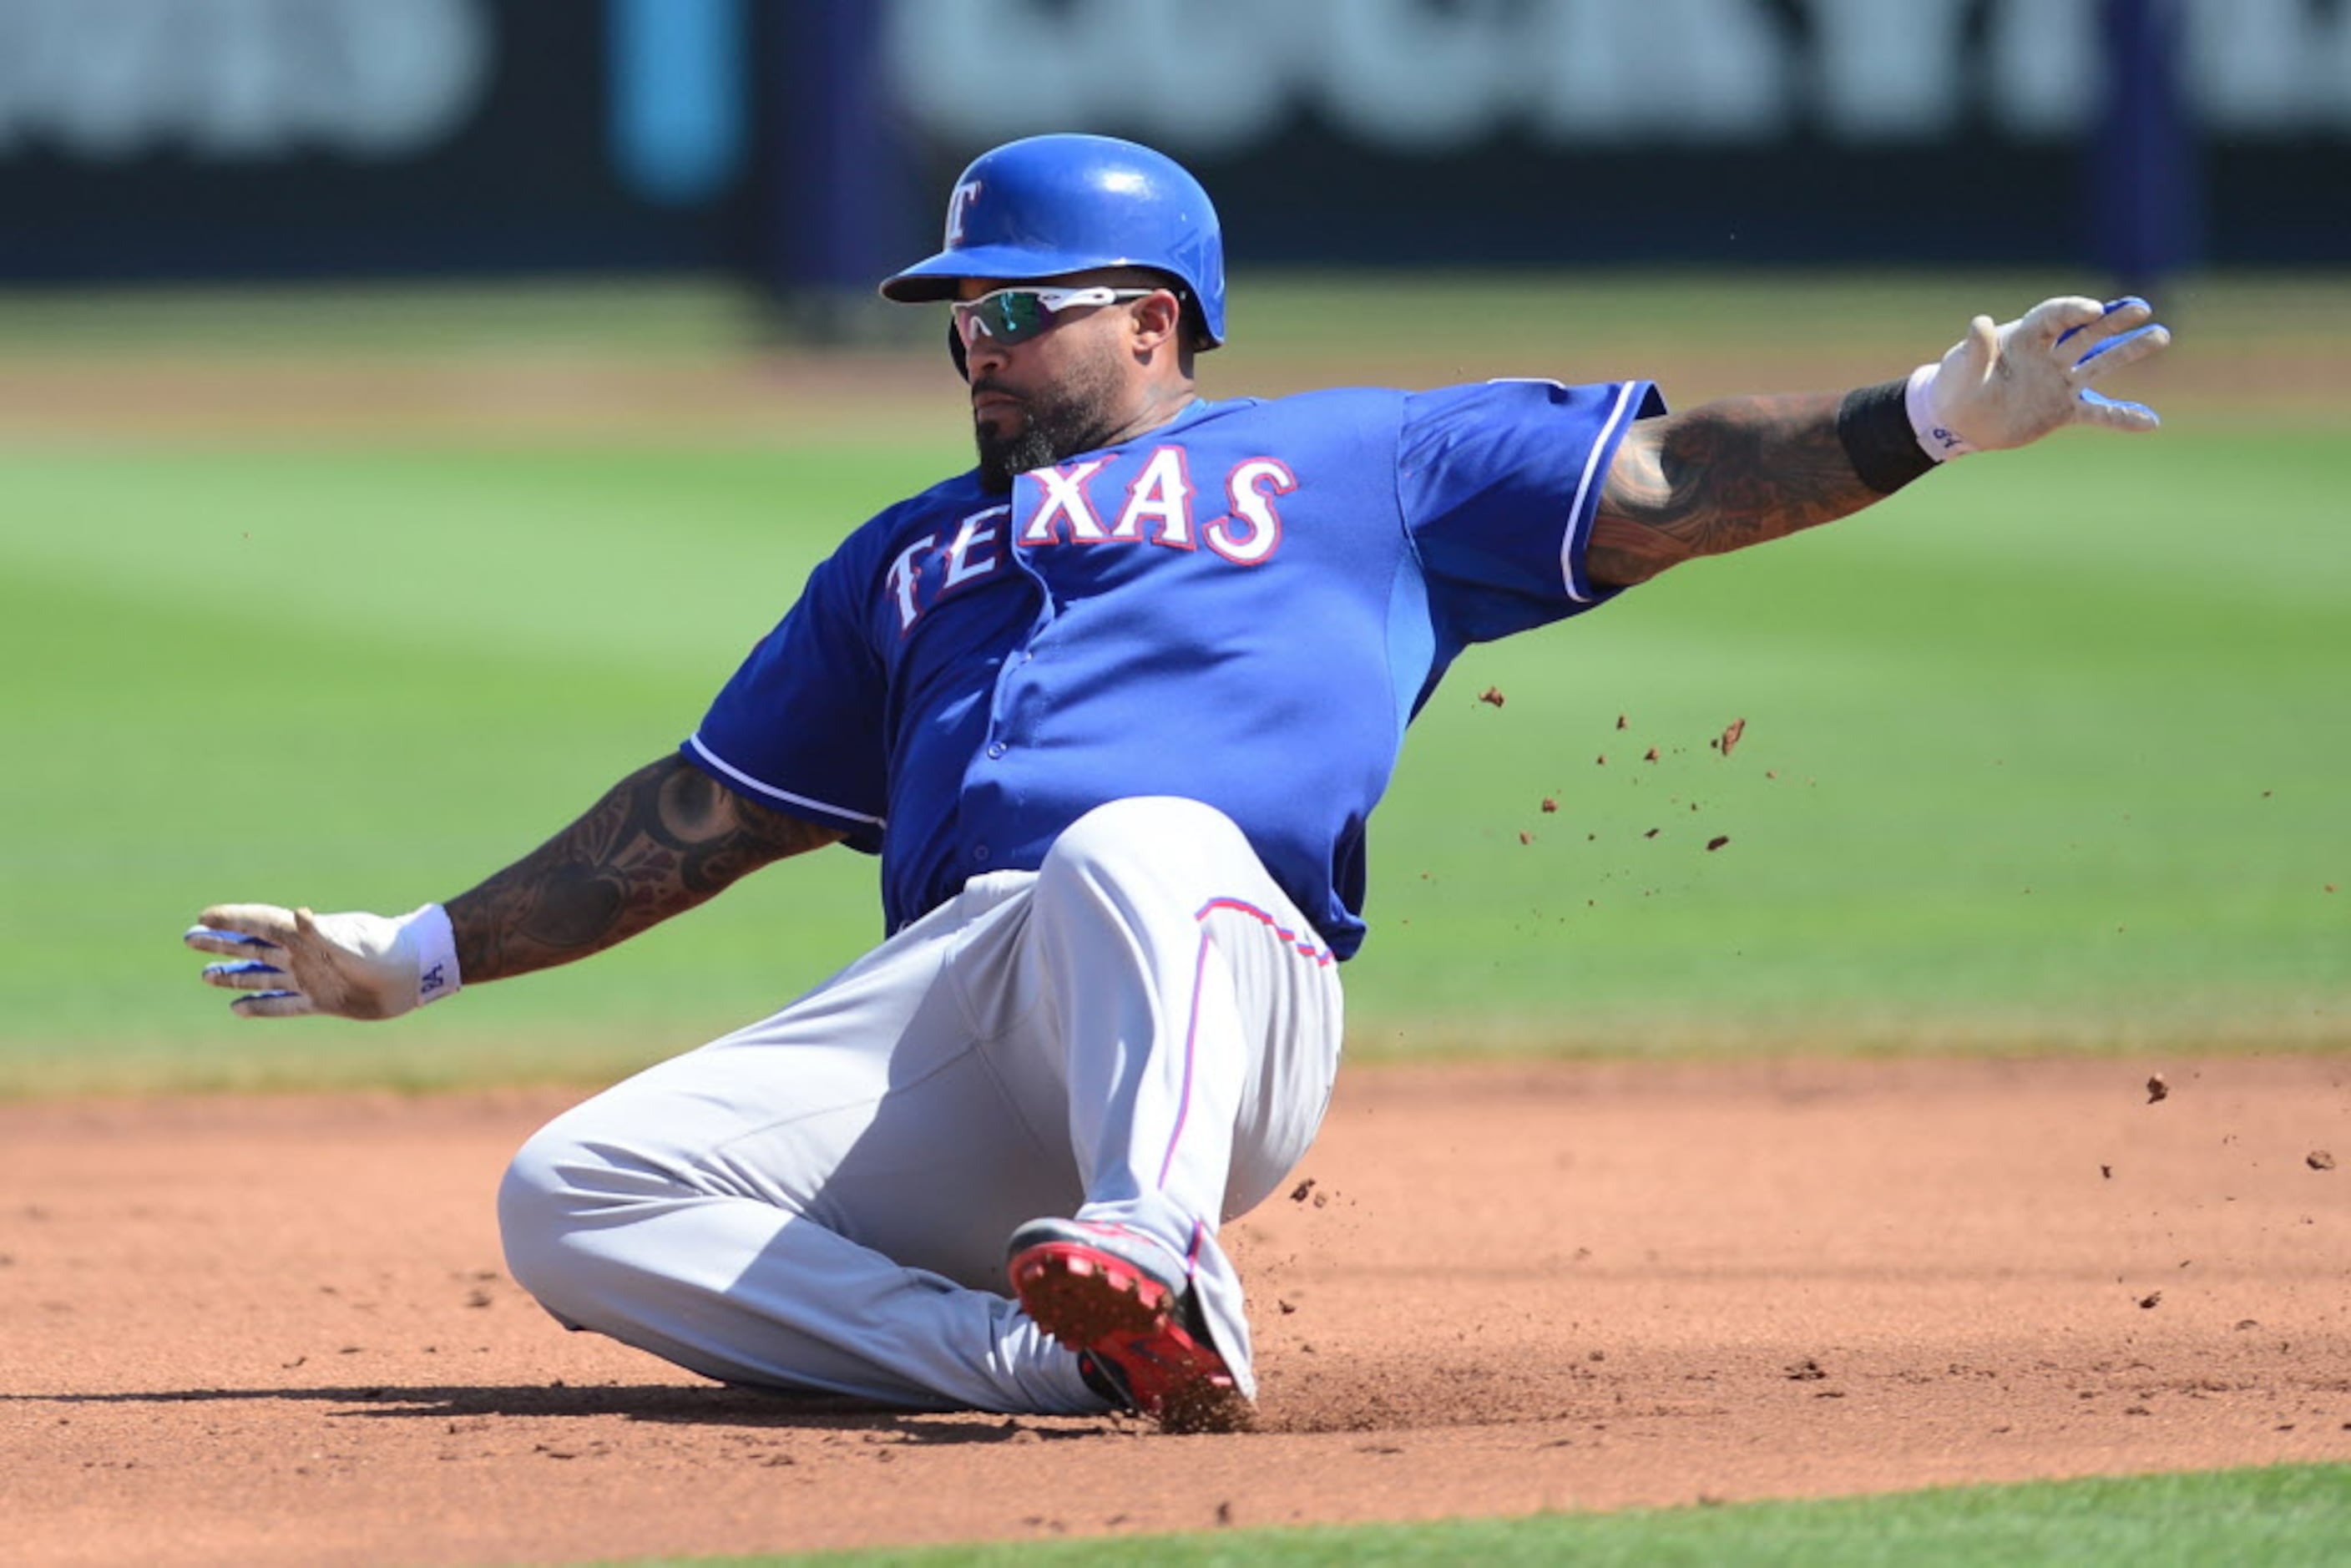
[
  {"left": 681, "top": 543, "right": 889, "bottom": 854},
  {"left": 1398, "top": 377, "right": 1664, "bottom": 644}
]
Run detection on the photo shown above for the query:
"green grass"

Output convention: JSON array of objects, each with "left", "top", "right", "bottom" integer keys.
[
  {"left": 1354, "top": 428, "right": 2347, "bottom": 1053},
  {"left": 593, "top": 1464, "right": 2351, "bottom": 1566},
  {"left": 1224, "top": 268, "right": 2351, "bottom": 360},
  {"left": 0, "top": 443, "right": 928, "bottom": 1091},
  {"left": 0, "top": 276, "right": 2343, "bottom": 1093},
  {"left": 0, "top": 276, "right": 776, "bottom": 359}
]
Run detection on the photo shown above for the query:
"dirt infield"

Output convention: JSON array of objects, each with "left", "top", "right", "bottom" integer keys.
[{"left": 5, "top": 1055, "right": 2348, "bottom": 1567}]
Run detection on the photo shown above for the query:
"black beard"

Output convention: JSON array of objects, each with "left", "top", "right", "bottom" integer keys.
[
  {"left": 973, "top": 417, "right": 1064, "bottom": 495},
  {"left": 971, "top": 375, "right": 1121, "bottom": 494}
]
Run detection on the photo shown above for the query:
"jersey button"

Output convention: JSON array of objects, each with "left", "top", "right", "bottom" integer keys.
[
  {"left": 972, "top": 844, "right": 991, "bottom": 864},
  {"left": 986, "top": 742, "right": 1007, "bottom": 759}
]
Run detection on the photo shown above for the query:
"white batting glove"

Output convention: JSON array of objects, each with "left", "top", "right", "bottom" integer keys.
[
  {"left": 185, "top": 903, "right": 461, "bottom": 1020},
  {"left": 1908, "top": 296, "right": 2171, "bottom": 459}
]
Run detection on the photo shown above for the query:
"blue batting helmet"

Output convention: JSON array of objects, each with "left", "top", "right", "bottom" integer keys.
[{"left": 880, "top": 134, "right": 1226, "bottom": 350}]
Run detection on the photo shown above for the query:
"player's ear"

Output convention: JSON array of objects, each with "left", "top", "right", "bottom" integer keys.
[{"left": 1127, "top": 289, "right": 1182, "bottom": 356}]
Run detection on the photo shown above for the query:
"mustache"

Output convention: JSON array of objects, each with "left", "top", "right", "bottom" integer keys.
[{"left": 969, "top": 378, "right": 1022, "bottom": 402}]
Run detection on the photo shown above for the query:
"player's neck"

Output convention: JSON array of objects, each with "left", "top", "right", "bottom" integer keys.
[{"left": 1097, "top": 379, "right": 1199, "bottom": 451}]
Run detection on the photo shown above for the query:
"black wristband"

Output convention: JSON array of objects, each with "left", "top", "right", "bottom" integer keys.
[{"left": 1836, "top": 377, "right": 1938, "bottom": 495}]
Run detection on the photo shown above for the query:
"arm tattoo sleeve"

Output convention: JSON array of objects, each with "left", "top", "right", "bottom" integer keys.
[
  {"left": 444, "top": 754, "right": 843, "bottom": 984},
  {"left": 1588, "top": 390, "right": 1901, "bottom": 587}
]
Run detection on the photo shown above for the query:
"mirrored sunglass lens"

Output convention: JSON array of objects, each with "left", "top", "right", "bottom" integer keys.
[{"left": 985, "top": 291, "right": 1049, "bottom": 341}]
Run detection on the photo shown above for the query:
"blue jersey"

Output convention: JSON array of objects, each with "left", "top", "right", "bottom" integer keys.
[{"left": 685, "top": 378, "right": 1660, "bottom": 959}]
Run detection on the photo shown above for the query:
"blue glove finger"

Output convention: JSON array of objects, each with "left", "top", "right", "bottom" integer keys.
[
  {"left": 2056, "top": 296, "right": 2152, "bottom": 349},
  {"left": 185, "top": 926, "right": 275, "bottom": 946},
  {"left": 205, "top": 959, "right": 286, "bottom": 979},
  {"left": 2072, "top": 321, "right": 2165, "bottom": 368},
  {"left": 2080, "top": 387, "right": 2161, "bottom": 425}
]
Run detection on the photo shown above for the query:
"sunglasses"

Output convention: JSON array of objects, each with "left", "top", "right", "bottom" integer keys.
[{"left": 952, "top": 286, "right": 1156, "bottom": 347}]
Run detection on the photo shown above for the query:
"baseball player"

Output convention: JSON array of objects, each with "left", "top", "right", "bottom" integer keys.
[{"left": 185, "top": 134, "right": 2168, "bottom": 1433}]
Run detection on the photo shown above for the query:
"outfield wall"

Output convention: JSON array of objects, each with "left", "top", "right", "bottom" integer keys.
[{"left": 0, "top": 0, "right": 2345, "bottom": 284}]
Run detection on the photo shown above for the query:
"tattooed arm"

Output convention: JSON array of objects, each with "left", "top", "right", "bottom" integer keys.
[
  {"left": 447, "top": 754, "right": 844, "bottom": 984},
  {"left": 1585, "top": 392, "right": 1885, "bottom": 589},
  {"left": 1587, "top": 295, "right": 2174, "bottom": 589},
  {"left": 187, "top": 755, "right": 842, "bottom": 1019}
]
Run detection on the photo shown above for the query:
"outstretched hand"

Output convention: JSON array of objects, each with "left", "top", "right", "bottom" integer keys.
[
  {"left": 185, "top": 903, "right": 459, "bottom": 1020},
  {"left": 1912, "top": 296, "right": 2171, "bottom": 458}
]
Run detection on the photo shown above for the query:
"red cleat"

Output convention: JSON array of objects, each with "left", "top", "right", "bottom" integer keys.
[{"left": 1005, "top": 1217, "right": 1252, "bottom": 1434}]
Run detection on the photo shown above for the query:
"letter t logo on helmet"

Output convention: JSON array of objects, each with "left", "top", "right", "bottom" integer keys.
[
  {"left": 880, "top": 134, "right": 1226, "bottom": 353},
  {"left": 943, "top": 178, "right": 983, "bottom": 246}
]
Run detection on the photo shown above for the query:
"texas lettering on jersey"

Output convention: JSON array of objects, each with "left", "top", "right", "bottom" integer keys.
[
  {"left": 888, "top": 448, "right": 1299, "bottom": 633},
  {"left": 688, "top": 380, "right": 1661, "bottom": 958}
]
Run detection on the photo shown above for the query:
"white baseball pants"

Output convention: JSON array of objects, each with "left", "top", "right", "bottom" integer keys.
[{"left": 497, "top": 796, "right": 1345, "bottom": 1413}]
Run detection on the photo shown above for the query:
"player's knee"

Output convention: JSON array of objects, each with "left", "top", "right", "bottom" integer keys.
[
  {"left": 1039, "top": 795, "right": 1247, "bottom": 893},
  {"left": 496, "top": 1125, "right": 610, "bottom": 1325}
]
